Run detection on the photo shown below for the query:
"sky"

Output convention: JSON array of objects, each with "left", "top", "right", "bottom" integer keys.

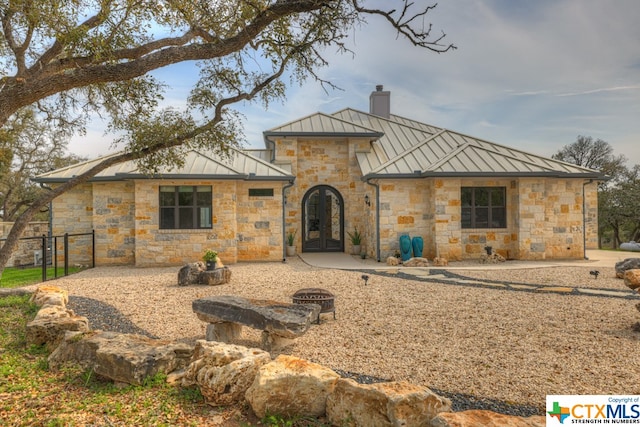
[{"left": 70, "top": 0, "right": 640, "bottom": 167}]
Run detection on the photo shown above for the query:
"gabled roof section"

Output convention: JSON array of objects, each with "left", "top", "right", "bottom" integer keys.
[
  {"left": 363, "top": 129, "right": 604, "bottom": 178},
  {"left": 34, "top": 147, "right": 294, "bottom": 183},
  {"left": 263, "top": 111, "right": 383, "bottom": 139}
]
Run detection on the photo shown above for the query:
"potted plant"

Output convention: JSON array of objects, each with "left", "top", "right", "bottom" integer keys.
[
  {"left": 202, "top": 249, "right": 219, "bottom": 271},
  {"left": 286, "top": 230, "right": 297, "bottom": 257},
  {"left": 347, "top": 227, "right": 362, "bottom": 255}
]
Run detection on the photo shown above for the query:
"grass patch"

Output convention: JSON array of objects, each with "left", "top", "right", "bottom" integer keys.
[
  {"left": 0, "top": 294, "right": 257, "bottom": 426},
  {"left": 0, "top": 266, "right": 83, "bottom": 288}
]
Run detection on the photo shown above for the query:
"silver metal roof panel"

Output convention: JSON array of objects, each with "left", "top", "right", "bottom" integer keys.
[
  {"left": 264, "top": 112, "right": 383, "bottom": 138},
  {"left": 34, "top": 147, "right": 293, "bottom": 183}
]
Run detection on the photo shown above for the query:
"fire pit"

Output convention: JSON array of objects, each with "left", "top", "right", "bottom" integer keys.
[{"left": 292, "top": 288, "right": 336, "bottom": 324}]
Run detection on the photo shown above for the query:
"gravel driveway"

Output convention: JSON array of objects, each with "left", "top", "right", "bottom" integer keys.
[{"left": 30, "top": 257, "right": 640, "bottom": 413}]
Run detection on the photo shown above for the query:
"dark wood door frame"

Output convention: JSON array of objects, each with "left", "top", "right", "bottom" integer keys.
[{"left": 302, "top": 185, "right": 344, "bottom": 252}]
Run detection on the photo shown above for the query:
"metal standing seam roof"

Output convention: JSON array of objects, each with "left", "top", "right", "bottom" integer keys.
[
  {"left": 264, "top": 111, "right": 384, "bottom": 138},
  {"left": 331, "top": 109, "right": 440, "bottom": 160},
  {"left": 36, "top": 108, "right": 605, "bottom": 183},
  {"left": 365, "top": 129, "right": 604, "bottom": 178},
  {"left": 33, "top": 147, "right": 294, "bottom": 183},
  {"left": 323, "top": 108, "right": 601, "bottom": 178}
]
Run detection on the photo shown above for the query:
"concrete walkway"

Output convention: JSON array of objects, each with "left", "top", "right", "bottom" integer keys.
[{"left": 297, "top": 249, "right": 640, "bottom": 300}]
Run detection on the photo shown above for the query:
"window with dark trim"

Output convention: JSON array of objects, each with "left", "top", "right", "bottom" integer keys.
[
  {"left": 461, "top": 187, "right": 506, "bottom": 229},
  {"left": 159, "top": 185, "right": 212, "bottom": 229}
]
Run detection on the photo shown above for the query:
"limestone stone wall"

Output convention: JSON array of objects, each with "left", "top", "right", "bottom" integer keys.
[
  {"left": 0, "top": 221, "right": 49, "bottom": 267},
  {"left": 517, "top": 178, "right": 592, "bottom": 260},
  {"left": 236, "top": 181, "right": 286, "bottom": 261},
  {"left": 276, "top": 137, "right": 373, "bottom": 257},
  {"left": 50, "top": 179, "right": 285, "bottom": 267},
  {"left": 132, "top": 179, "right": 284, "bottom": 267},
  {"left": 377, "top": 179, "right": 433, "bottom": 259},
  {"left": 51, "top": 183, "right": 94, "bottom": 266},
  {"left": 584, "top": 181, "right": 599, "bottom": 250},
  {"left": 93, "top": 182, "right": 135, "bottom": 265},
  {"left": 375, "top": 177, "right": 597, "bottom": 262},
  {"left": 431, "top": 178, "right": 463, "bottom": 261}
]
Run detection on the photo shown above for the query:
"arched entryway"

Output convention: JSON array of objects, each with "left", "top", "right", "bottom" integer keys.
[{"left": 302, "top": 185, "right": 344, "bottom": 252}]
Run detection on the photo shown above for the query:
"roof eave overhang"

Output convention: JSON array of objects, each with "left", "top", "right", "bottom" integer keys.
[
  {"left": 361, "top": 171, "right": 607, "bottom": 181},
  {"left": 116, "top": 173, "right": 295, "bottom": 181},
  {"left": 33, "top": 174, "right": 295, "bottom": 183}
]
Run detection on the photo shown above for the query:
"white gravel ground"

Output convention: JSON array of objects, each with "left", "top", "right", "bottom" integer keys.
[{"left": 33, "top": 258, "right": 640, "bottom": 411}]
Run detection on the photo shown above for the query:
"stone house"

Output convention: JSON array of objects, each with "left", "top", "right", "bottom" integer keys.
[{"left": 34, "top": 86, "right": 605, "bottom": 266}]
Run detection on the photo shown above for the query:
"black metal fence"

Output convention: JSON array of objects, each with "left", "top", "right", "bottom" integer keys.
[{"left": 1, "top": 230, "right": 95, "bottom": 282}]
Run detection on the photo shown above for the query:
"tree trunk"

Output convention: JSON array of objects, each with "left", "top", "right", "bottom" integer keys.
[
  {"left": 0, "top": 202, "right": 41, "bottom": 278},
  {"left": 613, "top": 227, "right": 621, "bottom": 249}
]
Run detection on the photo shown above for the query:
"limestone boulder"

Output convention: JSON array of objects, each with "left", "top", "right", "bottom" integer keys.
[
  {"left": 181, "top": 340, "right": 271, "bottom": 406},
  {"left": 246, "top": 355, "right": 340, "bottom": 418},
  {"left": 178, "top": 262, "right": 205, "bottom": 286},
  {"left": 178, "top": 262, "right": 231, "bottom": 286},
  {"left": 26, "top": 305, "right": 89, "bottom": 350},
  {"left": 386, "top": 256, "right": 400, "bottom": 266},
  {"left": 624, "top": 269, "right": 640, "bottom": 291},
  {"left": 430, "top": 410, "right": 545, "bottom": 427},
  {"left": 29, "top": 285, "right": 69, "bottom": 307},
  {"left": 615, "top": 258, "right": 640, "bottom": 278},
  {"left": 326, "top": 378, "right": 451, "bottom": 427},
  {"left": 48, "top": 331, "right": 193, "bottom": 385},
  {"left": 480, "top": 253, "right": 506, "bottom": 264},
  {"left": 403, "top": 257, "right": 430, "bottom": 267},
  {"left": 432, "top": 257, "right": 449, "bottom": 266},
  {"left": 199, "top": 267, "right": 231, "bottom": 286}
]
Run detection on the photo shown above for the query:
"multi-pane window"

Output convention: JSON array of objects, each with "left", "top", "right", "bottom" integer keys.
[
  {"left": 461, "top": 187, "right": 506, "bottom": 229},
  {"left": 159, "top": 186, "right": 212, "bottom": 229}
]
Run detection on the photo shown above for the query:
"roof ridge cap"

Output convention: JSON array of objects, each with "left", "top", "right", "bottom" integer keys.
[{"left": 336, "top": 108, "right": 443, "bottom": 137}]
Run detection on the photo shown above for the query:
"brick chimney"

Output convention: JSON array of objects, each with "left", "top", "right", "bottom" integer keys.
[{"left": 369, "top": 85, "right": 390, "bottom": 118}]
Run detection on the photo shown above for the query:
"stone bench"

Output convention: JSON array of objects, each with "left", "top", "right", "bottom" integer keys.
[{"left": 192, "top": 295, "right": 321, "bottom": 351}]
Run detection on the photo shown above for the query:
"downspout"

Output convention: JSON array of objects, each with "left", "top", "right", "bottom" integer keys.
[
  {"left": 282, "top": 180, "right": 295, "bottom": 262},
  {"left": 263, "top": 133, "right": 276, "bottom": 163},
  {"left": 365, "top": 178, "right": 381, "bottom": 262},
  {"left": 582, "top": 179, "right": 594, "bottom": 260}
]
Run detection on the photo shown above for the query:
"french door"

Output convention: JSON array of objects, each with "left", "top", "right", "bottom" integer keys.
[{"left": 302, "top": 185, "right": 344, "bottom": 252}]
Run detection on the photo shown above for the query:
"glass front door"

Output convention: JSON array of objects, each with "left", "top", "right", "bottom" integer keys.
[{"left": 302, "top": 185, "right": 344, "bottom": 252}]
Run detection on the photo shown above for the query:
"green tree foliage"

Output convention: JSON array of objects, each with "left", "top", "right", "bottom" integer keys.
[
  {"left": 0, "top": 0, "right": 455, "bottom": 272},
  {"left": 553, "top": 136, "right": 639, "bottom": 248},
  {"left": 0, "top": 108, "right": 85, "bottom": 222},
  {"left": 552, "top": 135, "right": 627, "bottom": 182}
]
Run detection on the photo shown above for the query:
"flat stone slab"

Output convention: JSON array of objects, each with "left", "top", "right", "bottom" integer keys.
[
  {"left": 508, "top": 284, "right": 538, "bottom": 291},
  {"left": 192, "top": 295, "right": 321, "bottom": 339},
  {"left": 537, "top": 286, "right": 574, "bottom": 293},
  {"left": 577, "top": 288, "right": 638, "bottom": 298}
]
